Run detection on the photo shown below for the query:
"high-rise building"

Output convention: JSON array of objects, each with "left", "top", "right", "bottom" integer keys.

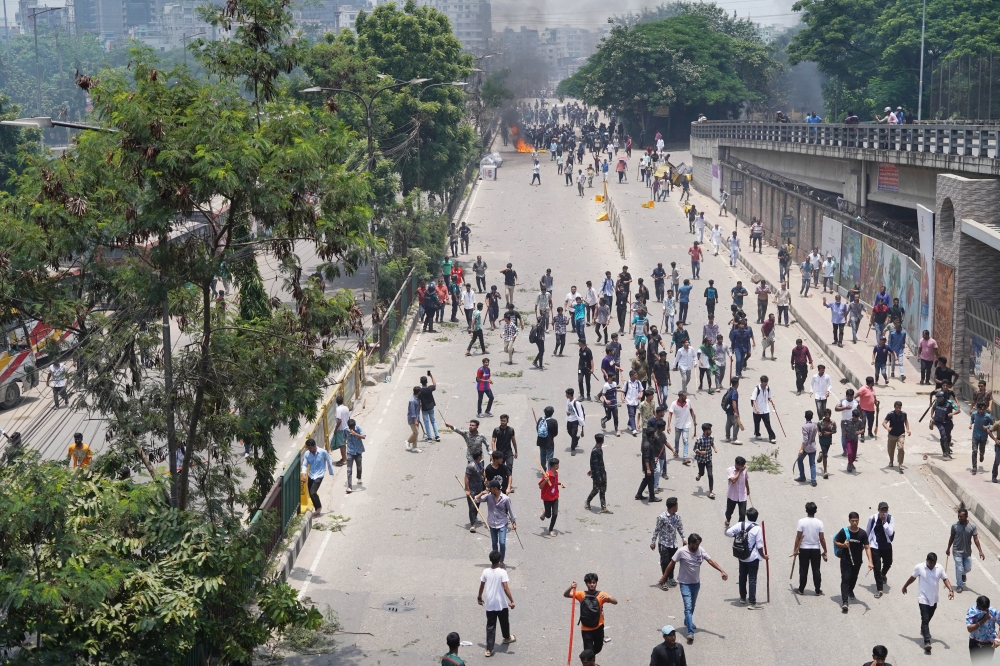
[{"left": 414, "top": 0, "right": 491, "bottom": 54}]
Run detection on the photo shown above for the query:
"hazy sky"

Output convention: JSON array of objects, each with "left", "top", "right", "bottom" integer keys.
[{"left": 491, "top": 0, "right": 801, "bottom": 31}]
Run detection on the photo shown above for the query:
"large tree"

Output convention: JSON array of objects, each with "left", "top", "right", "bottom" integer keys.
[{"left": 788, "top": 0, "right": 1000, "bottom": 120}]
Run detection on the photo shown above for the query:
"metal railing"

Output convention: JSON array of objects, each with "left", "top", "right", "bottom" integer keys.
[
  {"left": 603, "top": 186, "right": 626, "bottom": 259},
  {"left": 720, "top": 156, "right": 920, "bottom": 261},
  {"left": 375, "top": 267, "right": 419, "bottom": 362},
  {"left": 691, "top": 121, "right": 1000, "bottom": 158}
]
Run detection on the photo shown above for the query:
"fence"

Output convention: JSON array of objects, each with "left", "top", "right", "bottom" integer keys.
[
  {"left": 374, "top": 267, "right": 419, "bottom": 362},
  {"left": 691, "top": 120, "right": 1000, "bottom": 158},
  {"left": 603, "top": 186, "right": 626, "bottom": 259},
  {"left": 929, "top": 54, "right": 999, "bottom": 121}
]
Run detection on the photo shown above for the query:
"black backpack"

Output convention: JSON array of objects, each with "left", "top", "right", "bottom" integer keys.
[
  {"left": 720, "top": 387, "right": 734, "bottom": 412},
  {"left": 732, "top": 522, "right": 753, "bottom": 560},
  {"left": 579, "top": 590, "right": 601, "bottom": 628},
  {"left": 528, "top": 325, "right": 538, "bottom": 344}
]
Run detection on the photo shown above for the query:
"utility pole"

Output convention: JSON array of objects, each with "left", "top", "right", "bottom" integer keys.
[
  {"left": 917, "top": 0, "right": 927, "bottom": 120},
  {"left": 31, "top": 7, "right": 58, "bottom": 150}
]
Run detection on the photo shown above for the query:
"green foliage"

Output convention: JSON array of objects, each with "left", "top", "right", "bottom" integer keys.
[
  {"left": 0, "top": 455, "right": 320, "bottom": 662},
  {"left": 615, "top": 0, "right": 765, "bottom": 43},
  {"left": 0, "top": 95, "right": 38, "bottom": 193},
  {"left": 566, "top": 14, "right": 773, "bottom": 130},
  {"left": 481, "top": 69, "right": 515, "bottom": 109},
  {"left": 788, "top": 0, "right": 1000, "bottom": 120},
  {"left": 748, "top": 451, "right": 782, "bottom": 474}
]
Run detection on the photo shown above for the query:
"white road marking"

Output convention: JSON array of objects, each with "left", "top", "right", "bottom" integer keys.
[{"left": 298, "top": 531, "right": 332, "bottom": 600}]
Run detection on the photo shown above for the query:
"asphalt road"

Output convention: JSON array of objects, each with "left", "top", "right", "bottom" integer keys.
[{"left": 286, "top": 141, "right": 1000, "bottom": 666}]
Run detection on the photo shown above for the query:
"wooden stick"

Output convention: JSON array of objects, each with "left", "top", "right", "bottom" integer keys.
[
  {"left": 789, "top": 552, "right": 797, "bottom": 580},
  {"left": 455, "top": 475, "right": 490, "bottom": 528},
  {"left": 770, "top": 400, "right": 787, "bottom": 437},
  {"left": 566, "top": 584, "right": 577, "bottom": 665}
]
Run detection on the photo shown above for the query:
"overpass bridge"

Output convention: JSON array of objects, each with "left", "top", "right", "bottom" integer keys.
[{"left": 689, "top": 120, "right": 1000, "bottom": 407}]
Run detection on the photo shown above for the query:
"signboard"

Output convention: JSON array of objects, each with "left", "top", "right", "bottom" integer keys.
[
  {"left": 877, "top": 163, "right": 899, "bottom": 192},
  {"left": 934, "top": 261, "right": 955, "bottom": 362},
  {"left": 917, "top": 204, "right": 935, "bottom": 335},
  {"left": 821, "top": 216, "right": 843, "bottom": 262}
]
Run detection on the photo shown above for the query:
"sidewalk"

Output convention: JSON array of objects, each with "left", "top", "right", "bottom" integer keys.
[{"left": 610, "top": 148, "right": 1000, "bottom": 539}]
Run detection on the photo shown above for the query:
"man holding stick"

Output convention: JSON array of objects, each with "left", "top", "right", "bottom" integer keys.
[
  {"left": 463, "top": 452, "right": 487, "bottom": 532},
  {"left": 725, "top": 507, "right": 768, "bottom": 609},
  {"left": 475, "top": 479, "right": 517, "bottom": 566}
]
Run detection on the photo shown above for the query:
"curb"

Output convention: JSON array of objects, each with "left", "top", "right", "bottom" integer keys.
[
  {"left": 276, "top": 510, "right": 313, "bottom": 581},
  {"left": 368, "top": 306, "right": 419, "bottom": 384},
  {"left": 927, "top": 462, "right": 1000, "bottom": 545},
  {"left": 729, "top": 249, "right": 863, "bottom": 390}
]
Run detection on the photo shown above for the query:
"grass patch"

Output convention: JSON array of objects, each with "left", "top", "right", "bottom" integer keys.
[
  {"left": 312, "top": 515, "right": 351, "bottom": 532},
  {"left": 495, "top": 371, "right": 522, "bottom": 378},
  {"left": 435, "top": 336, "right": 450, "bottom": 342},
  {"left": 748, "top": 451, "right": 782, "bottom": 474}
]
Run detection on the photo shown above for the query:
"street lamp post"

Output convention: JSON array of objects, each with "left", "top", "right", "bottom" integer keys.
[
  {"left": 30, "top": 7, "right": 59, "bottom": 127},
  {"left": 917, "top": 0, "right": 927, "bottom": 120},
  {"left": 301, "top": 77, "right": 431, "bottom": 334}
]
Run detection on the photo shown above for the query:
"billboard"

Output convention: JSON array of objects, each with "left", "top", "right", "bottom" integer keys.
[
  {"left": 882, "top": 245, "right": 904, "bottom": 308},
  {"left": 821, "top": 216, "right": 843, "bottom": 266},
  {"left": 860, "top": 235, "right": 884, "bottom": 303},
  {"left": 917, "top": 204, "right": 935, "bottom": 336},
  {"left": 840, "top": 227, "right": 862, "bottom": 289},
  {"left": 877, "top": 163, "right": 899, "bottom": 192}
]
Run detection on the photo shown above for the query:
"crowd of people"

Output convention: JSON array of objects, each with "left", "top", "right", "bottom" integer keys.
[{"left": 403, "top": 108, "right": 1000, "bottom": 665}]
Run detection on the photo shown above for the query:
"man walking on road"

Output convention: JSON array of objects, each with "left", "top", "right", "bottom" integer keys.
[
  {"left": 476, "top": 479, "right": 517, "bottom": 566},
  {"left": 301, "top": 438, "right": 335, "bottom": 514},
  {"left": 651, "top": 496, "right": 685, "bottom": 587},
  {"left": 491, "top": 414, "right": 518, "bottom": 477},
  {"left": 658, "top": 534, "right": 729, "bottom": 644},
  {"left": 478, "top": 550, "right": 516, "bottom": 657},
  {"left": 636, "top": 419, "right": 663, "bottom": 503},
  {"left": 948, "top": 508, "right": 987, "bottom": 593},
  {"left": 464, "top": 450, "right": 486, "bottom": 532},
  {"left": 811, "top": 364, "right": 832, "bottom": 418},
  {"left": 332, "top": 395, "right": 350, "bottom": 466},
  {"left": 901, "top": 552, "right": 953, "bottom": 654},
  {"left": 501, "top": 313, "right": 519, "bottom": 365},
  {"left": 586, "top": 433, "right": 611, "bottom": 513},
  {"left": 473, "top": 256, "right": 488, "bottom": 293},
  {"left": 750, "top": 376, "right": 777, "bottom": 443},
  {"left": 866, "top": 501, "right": 895, "bottom": 598},
  {"left": 406, "top": 386, "right": 423, "bottom": 453},
  {"left": 725, "top": 507, "right": 768, "bottom": 609},
  {"left": 565, "top": 575, "right": 618, "bottom": 657},
  {"left": 419, "top": 374, "right": 440, "bottom": 442},
  {"left": 725, "top": 456, "right": 750, "bottom": 527},
  {"left": 883, "top": 400, "right": 910, "bottom": 471},
  {"left": 834, "top": 512, "right": 874, "bottom": 613},
  {"left": 447, "top": 418, "right": 488, "bottom": 464},
  {"left": 344, "top": 419, "right": 365, "bottom": 493},
  {"left": 823, "top": 294, "right": 848, "bottom": 346},
  {"left": 500, "top": 263, "right": 518, "bottom": 306},
  {"left": 792, "top": 501, "right": 828, "bottom": 595},
  {"left": 791, "top": 339, "right": 813, "bottom": 394},
  {"left": 475, "top": 358, "right": 494, "bottom": 417},
  {"left": 649, "top": 626, "right": 686, "bottom": 666}
]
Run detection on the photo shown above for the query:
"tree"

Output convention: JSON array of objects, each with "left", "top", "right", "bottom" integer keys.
[
  {"left": 788, "top": 0, "right": 1000, "bottom": 120},
  {"left": 354, "top": 0, "right": 476, "bottom": 195},
  {"left": 0, "top": 455, "right": 322, "bottom": 662},
  {"left": 0, "top": 95, "right": 38, "bottom": 194}
]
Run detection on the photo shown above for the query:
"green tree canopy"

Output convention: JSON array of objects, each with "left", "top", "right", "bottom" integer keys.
[{"left": 788, "top": 0, "right": 1000, "bottom": 120}]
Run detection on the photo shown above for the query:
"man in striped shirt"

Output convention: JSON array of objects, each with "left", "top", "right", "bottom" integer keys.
[
  {"left": 651, "top": 497, "right": 685, "bottom": 588},
  {"left": 476, "top": 479, "right": 517, "bottom": 565}
]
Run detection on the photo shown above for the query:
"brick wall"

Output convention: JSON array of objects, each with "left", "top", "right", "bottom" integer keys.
[{"left": 692, "top": 156, "right": 713, "bottom": 196}]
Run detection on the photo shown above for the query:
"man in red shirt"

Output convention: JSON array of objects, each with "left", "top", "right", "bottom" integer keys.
[
  {"left": 476, "top": 359, "right": 494, "bottom": 417},
  {"left": 856, "top": 376, "right": 879, "bottom": 441},
  {"left": 688, "top": 242, "right": 703, "bottom": 280},
  {"left": 538, "top": 458, "right": 565, "bottom": 536},
  {"left": 417, "top": 284, "right": 427, "bottom": 320},
  {"left": 790, "top": 338, "right": 814, "bottom": 394},
  {"left": 451, "top": 264, "right": 464, "bottom": 286},
  {"left": 435, "top": 278, "right": 449, "bottom": 324}
]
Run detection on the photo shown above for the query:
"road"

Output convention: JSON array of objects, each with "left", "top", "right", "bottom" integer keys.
[{"left": 283, "top": 135, "right": 1000, "bottom": 665}]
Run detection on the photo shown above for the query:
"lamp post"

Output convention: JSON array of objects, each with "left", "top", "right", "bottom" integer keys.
[
  {"left": 29, "top": 6, "right": 59, "bottom": 134},
  {"left": 917, "top": 0, "right": 927, "bottom": 120},
  {"left": 181, "top": 30, "right": 205, "bottom": 67},
  {"left": 301, "top": 77, "right": 430, "bottom": 332}
]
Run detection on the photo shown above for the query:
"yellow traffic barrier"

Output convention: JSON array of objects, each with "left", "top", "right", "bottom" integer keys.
[
  {"left": 596, "top": 212, "right": 609, "bottom": 221},
  {"left": 641, "top": 201, "right": 655, "bottom": 209},
  {"left": 595, "top": 195, "right": 604, "bottom": 202}
]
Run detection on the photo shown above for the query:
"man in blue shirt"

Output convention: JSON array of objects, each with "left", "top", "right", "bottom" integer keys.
[
  {"left": 969, "top": 403, "right": 994, "bottom": 476},
  {"left": 573, "top": 296, "right": 588, "bottom": 342},
  {"left": 806, "top": 111, "right": 822, "bottom": 123},
  {"left": 731, "top": 281, "right": 748, "bottom": 310},
  {"left": 704, "top": 280, "right": 719, "bottom": 319},
  {"left": 887, "top": 322, "right": 907, "bottom": 381},
  {"left": 301, "top": 437, "right": 336, "bottom": 513},
  {"left": 873, "top": 286, "right": 891, "bottom": 308},
  {"left": 729, "top": 321, "right": 755, "bottom": 377},
  {"left": 723, "top": 378, "right": 741, "bottom": 443},
  {"left": 677, "top": 280, "right": 693, "bottom": 324},
  {"left": 872, "top": 339, "right": 892, "bottom": 385},
  {"left": 345, "top": 419, "right": 366, "bottom": 492},
  {"left": 823, "top": 294, "right": 849, "bottom": 346}
]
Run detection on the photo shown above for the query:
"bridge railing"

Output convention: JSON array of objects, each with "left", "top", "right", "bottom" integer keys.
[{"left": 691, "top": 121, "right": 999, "bottom": 158}]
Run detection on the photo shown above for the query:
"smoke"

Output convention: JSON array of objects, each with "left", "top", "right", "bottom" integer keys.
[{"left": 490, "top": 0, "right": 802, "bottom": 31}]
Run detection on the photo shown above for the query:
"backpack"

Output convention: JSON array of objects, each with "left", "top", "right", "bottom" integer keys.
[
  {"left": 732, "top": 522, "right": 753, "bottom": 560},
  {"left": 572, "top": 400, "right": 585, "bottom": 420},
  {"left": 537, "top": 418, "right": 549, "bottom": 438},
  {"left": 528, "top": 325, "right": 538, "bottom": 344},
  {"left": 720, "top": 387, "right": 734, "bottom": 412},
  {"left": 578, "top": 590, "right": 601, "bottom": 628},
  {"left": 833, "top": 527, "right": 852, "bottom": 558}
]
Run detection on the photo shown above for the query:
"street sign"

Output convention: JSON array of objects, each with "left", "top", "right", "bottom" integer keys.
[{"left": 780, "top": 214, "right": 796, "bottom": 230}]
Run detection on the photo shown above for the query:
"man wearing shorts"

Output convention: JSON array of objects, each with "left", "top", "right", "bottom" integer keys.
[{"left": 882, "top": 401, "right": 910, "bottom": 472}]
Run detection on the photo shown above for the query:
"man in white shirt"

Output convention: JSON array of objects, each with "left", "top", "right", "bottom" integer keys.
[
  {"left": 667, "top": 391, "right": 696, "bottom": 464},
  {"left": 584, "top": 281, "right": 600, "bottom": 324},
  {"left": 710, "top": 224, "right": 723, "bottom": 256},
  {"left": 565, "top": 388, "right": 586, "bottom": 455},
  {"left": 808, "top": 248, "right": 822, "bottom": 288},
  {"left": 673, "top": 340, "right": 697, "bottom": 394},
  {"left": 750, "top": 376, "right": 776, "bottom": 442},
  {"left": 866, "top": 501, "right": 895, "bottom": 598},
  {"left": 332, "top": 395, "right": 350, "bottom": 466},
  {"left": 47, "top": 361, "right": 69, "bottom": 409},
  {"left": 301, "top": 437, "right": 336, "bottom": 513},
  {"left": 811, "top": 365, "right": 833, "bottom": 416},
  {"left": 792, "top": 501, "right": 827, "bottom": 595},
  {"left": 725, "top": 507, "right": 768, "bottom": 609},
  {"left": 565, "top": 286, "right": 581, "bottom": 311},
  {"left": 462, "top": 283, "right": 478, "bottom": 331},
  {"left": 478, "top": 550, "right": 516, "bottom": 656},
  {"left": 600, "top": 272, "right": 615, "bottom": 301},
  {"left": 624, "top": 371, "right": 644, "bottom": 435},
  {"left": 534, "top": 286, "right": 552, "bottom": 332},
  {"left": 821, "top": 256, "right": 837, "bottom": 293},
  {"left": 835, "top": 388, "right": 859, "bottom": 454},
  {"left": 901, "top": 552, "right": 953, "bottom": 654}
]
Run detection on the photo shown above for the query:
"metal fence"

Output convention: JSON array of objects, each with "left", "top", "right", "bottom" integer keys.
[
  {"left": 603, "top": 186, "right": 626, "bottom": 259},
  {"left": 375, "top": 267, "right": 419, "bottom": 362},
  {"left": 929, "top": 54, "right": 999, "bottom": 121},
  {"left": 691, "top": 121, "right": 1000, "bottom": 158}
]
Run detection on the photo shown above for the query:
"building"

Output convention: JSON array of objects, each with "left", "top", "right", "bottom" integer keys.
[
  {"left": 291, "top": 0, "right": 375, "bottom": 35},
  {"left": 755, "top": 22, "right": 778, "bottom": 44},
  {"left": 538, "top": 25, "right": 602, "bottom": 80},
  {"left": 15, "top": 0, "right": 70, "bottom": 32},
  {"left": 414, "top": 0, "right": 491, "bottom": 54}
]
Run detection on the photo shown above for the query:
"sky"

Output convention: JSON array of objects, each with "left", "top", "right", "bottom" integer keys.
[{"left": 490, "top": 0, "right": 802, "bottom": 31}]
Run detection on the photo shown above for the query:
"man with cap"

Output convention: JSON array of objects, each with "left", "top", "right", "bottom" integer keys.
[
  {"left": 649, "top": 625, "right": 687, "bottom": 666},
  {"left": 866, "top": 502, "right": 895, "bottom": 599}
]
